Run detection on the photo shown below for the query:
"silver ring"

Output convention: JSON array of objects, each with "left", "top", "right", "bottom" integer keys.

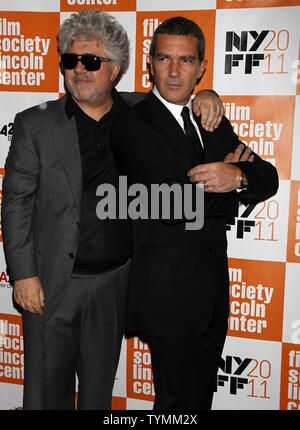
[{"left": 203, "top": 181, "right": 208, "bottom": 189}]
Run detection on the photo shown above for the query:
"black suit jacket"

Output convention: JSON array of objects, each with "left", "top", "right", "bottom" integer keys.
[{"left": 111, "top": 91, "right": 278, "bottom": 337}]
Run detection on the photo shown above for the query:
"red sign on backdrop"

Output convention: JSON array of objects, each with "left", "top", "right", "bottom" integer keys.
[
  {"left": 0, "top": 12, "right": 60, "bottom": 92},
  {"left": 0, "top": 313, "right": 23, "bottom": 385}
]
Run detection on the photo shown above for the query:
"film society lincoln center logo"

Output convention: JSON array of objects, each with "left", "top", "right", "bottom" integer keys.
[
  {"left": 0, "top": 314, "right": 24, "bottom": 385},
  {"left": 221, "top": 95, "right": 294, "bottom": 180},
  {"left": 227, "top": 258, "right": 285, "bottom": 342},
  {"left": 280, "top": 343, "right": 300, "bottom": 410},
  {"left": 0, "top": 12, "right": 60, "bottom": 92}
]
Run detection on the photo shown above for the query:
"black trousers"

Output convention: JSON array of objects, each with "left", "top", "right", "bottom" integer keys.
[
  {"left": 22, "top": 260, "right": 130, "bottom": 410},
  {"left": 147, "top": 318, "right": 228, "bottom": 410}
]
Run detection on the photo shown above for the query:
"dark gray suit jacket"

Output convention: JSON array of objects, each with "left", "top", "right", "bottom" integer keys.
[
  {"left": 1, "top": 91, "right": 138, "bottom": 320},
  {"left": 2, "top": 96, "right": 83, "bottom": 319}
]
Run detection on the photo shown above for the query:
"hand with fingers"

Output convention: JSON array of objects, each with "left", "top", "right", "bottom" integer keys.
[
  {"left": 188, "top": 162, "right": 242, "bottom": 193},
  {"left": 188, "top": 143, "right": 254, "bottom": 193},
  {"left": 13, "top": 276, "right": 45, "bottom": 315},
  {"left": 223, "top": 143, "right": 254, "bottom": 163},
  {"left": 192, "top": 90, "right": 224, "bottom": 132}
]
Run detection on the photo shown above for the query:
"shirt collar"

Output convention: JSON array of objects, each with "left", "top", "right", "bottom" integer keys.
[
  {"left": 152, "top": 86, "right": 203, "bottom": 147},
  {"left": 152, "top": 86, "right": 193, "bottom": 121},
  {"left": 65, "top": 87, "right": 128, "bottom": 123}
]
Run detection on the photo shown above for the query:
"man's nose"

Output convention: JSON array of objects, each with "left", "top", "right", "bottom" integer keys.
[
  {"left": 168, "top": 59, "right": 180, "bottom": 77},
  {"left": 74, "top": 58, "right": 86, "bottom": 73}
]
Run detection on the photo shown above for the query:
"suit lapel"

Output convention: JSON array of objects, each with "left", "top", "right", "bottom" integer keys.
[
  {"left": 142, "top": 92, "right": 200, "bottom": 169},
  {"left": 51, "top": 96, "right": 82, "bottom": 220}
]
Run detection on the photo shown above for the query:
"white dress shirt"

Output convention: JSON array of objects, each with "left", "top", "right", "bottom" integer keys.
[{"left": 152, "top": 86, "right": 204, "bottom": 148}]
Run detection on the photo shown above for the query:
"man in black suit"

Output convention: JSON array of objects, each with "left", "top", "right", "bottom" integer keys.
[{"left": 111, "top": 17, "right": 279, "bottom": 410}]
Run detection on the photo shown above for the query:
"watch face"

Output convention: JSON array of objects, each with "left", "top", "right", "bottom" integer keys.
[{"left": 242, "top": 173, "right": 248, "bottom": 187}]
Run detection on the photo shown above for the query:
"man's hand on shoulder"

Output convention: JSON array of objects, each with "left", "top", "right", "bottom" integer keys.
[
  {"left": 192, "top": 90, "right": 224, "bottom": 132},
  {"left": 14, "top": 276, "right": 45, "bottom": 315}
]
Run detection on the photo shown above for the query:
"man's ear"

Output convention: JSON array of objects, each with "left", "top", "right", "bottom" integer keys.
[
  {"left": 197, "top": 59, "right": 208, "bottom": 80},
  {"left": 149, "top": 55, "right": 154, "bottom": 77}
]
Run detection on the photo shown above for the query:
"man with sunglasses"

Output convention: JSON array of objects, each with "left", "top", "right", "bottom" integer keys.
[{"left": 2, "top": 10, "right": 224, "bottom": 410}]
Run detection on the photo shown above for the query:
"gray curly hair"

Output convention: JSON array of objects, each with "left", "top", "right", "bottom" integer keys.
[{"left": 57, "top": 9, "right": 130, "bottom": 85}]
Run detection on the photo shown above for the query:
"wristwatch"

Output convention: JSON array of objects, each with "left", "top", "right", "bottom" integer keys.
[{"left": 239, "top": 172, "right": 248, "bottom": 189}]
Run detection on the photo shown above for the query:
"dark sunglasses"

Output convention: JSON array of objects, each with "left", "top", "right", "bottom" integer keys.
[{"left": 61, "top": 53, "right": 112, "bottom": 71}]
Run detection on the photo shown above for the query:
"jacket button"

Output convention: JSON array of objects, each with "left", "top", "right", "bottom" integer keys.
[{"left": 69, "top": 252, "right": 74, "bottom": 259}]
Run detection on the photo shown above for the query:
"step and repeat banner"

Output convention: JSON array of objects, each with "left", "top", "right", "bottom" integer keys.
[{"left": 0, "top": 0, "right": 299, "bottom": 411}]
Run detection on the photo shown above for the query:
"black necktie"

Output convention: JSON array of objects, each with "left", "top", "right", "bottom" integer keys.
[{"left": 181, "top": 106, "right": 203, "bottom": 162}]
